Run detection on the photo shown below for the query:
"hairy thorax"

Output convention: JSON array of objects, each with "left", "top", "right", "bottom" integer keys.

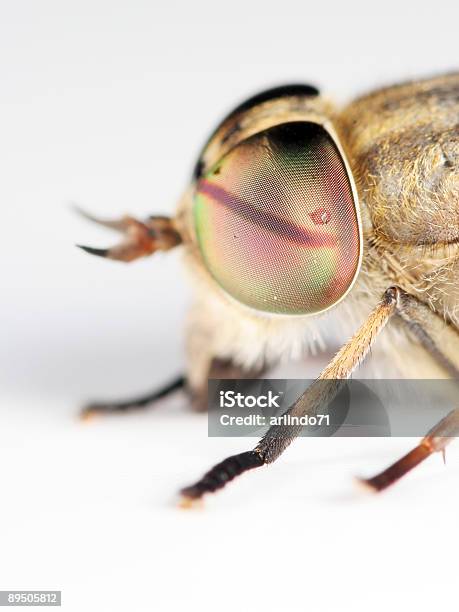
[
  {"left": 338, "top": 73, "right": 459, "bottom": 247},
  {"left": 337, "top": 74, "right": 459, "bottom": 325}
]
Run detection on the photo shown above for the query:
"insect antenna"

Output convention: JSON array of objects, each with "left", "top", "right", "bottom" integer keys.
[{"left": 74, "top": 205, "right": 182, "bottom": 262}]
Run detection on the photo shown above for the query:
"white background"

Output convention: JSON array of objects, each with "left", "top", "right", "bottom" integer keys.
[{"left": 1, "top": 1, "right": 458, "bottom": 610}]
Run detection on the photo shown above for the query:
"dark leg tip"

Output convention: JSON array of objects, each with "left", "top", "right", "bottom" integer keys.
[
  {"left": 179, "top": 484, "right": 203, "bottom": 501},
  {"left": 355, "top": 476, "right": 385, "bottom": 493},
  {"left": 76, "top": 244, "right": 109, "bottom": 258},
  {"left": 179, "top": 451, "right": 265, "bottom": 505},
  {"left": 79, "top": 407, "right": 98, "bottom": 422},
  {"left": 79, "top": 403, "right": 111, "bottom": 421}
]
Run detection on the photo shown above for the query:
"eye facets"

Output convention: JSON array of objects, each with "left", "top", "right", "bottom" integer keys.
[{"left": 193, "top": 122, "right": 361, "bottom": 315}]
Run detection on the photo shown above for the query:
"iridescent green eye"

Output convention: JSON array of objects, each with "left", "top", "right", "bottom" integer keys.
[{"left": 193, "top": 122, "right": 361, "bottom": 315}]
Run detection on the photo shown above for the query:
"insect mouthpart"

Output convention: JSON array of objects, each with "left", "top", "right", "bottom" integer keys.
[{"left": 193, "top": 121, "right": 362, "bottom": 316}]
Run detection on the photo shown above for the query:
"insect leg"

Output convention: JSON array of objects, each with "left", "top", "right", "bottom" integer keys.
[
  {"left": 75, "top": 206, "right": 182, "bottom": 262},
  {"left": 393, "top": 289, "right": 459, "bottom": 379},
  {"left": 80, "top": 376, "right": 185, "bottom": 420},
  {"left": 180, "top": 287, "right": 400, "bottom": 505},
  {"left": 359, "top": 409, "right": 459, "bottom": 491},
  {"left": 359, "top": 290, "right": 459, "bottom": 489}
]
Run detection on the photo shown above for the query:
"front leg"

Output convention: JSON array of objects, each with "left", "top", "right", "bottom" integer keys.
[
  {"left": 80, "top": 376, "right": 185, "bottom": 420},
  {"left": 180, "top": 287, "right": 399, "bottom": 505},
  {"left": 80, "top": 358, "right": 265, "bottom": 419}
]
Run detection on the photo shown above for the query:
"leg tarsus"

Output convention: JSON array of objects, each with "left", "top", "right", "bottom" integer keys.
[
  {"left": 359, "top": 408, "right": 459, "bottom": 492},
  {"left": 358, "top": 444, "right": 432, "bottom": 492},
  {"left": 180, "top": 450, "right": 265, "bottom": 504},
  {"left": 80, "top": 376, "right": 185, "bottom": 420}
]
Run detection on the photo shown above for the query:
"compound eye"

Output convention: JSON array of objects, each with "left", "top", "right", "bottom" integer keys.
[{"left": 193, "top": 122, "right": 361, "bottom": 315}]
